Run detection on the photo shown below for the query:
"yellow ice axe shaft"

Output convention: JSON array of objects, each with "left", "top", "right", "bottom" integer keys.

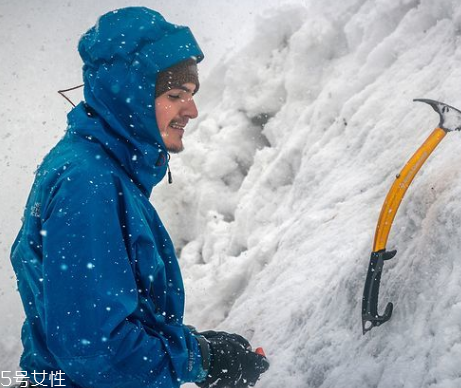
[
  {"left": 362, "top": 99, "right": 461, "bottom": 334},
  {"left": 373, "top": 127, "right": 446, "bottom": 252}
]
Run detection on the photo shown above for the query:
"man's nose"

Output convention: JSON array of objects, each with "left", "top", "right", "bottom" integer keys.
[{"left": 182, "top": 97, "right": 198, "bottom": 119}]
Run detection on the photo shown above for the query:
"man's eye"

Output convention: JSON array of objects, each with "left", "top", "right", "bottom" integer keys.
[{"left": 168, "top": 94, "right": 181, "bottom": 100}]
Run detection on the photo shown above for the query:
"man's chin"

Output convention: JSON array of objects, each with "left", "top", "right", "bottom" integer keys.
[{"left": 166, "top": 144, "right": 184, "bottom": 154}]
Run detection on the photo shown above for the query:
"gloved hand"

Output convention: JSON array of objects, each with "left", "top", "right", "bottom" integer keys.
[
  {"left": 198, "top": 330, "right": 253, "bottom": 350},
  {"left": 196, "top": 331, "right": 269, "bottom": 388}
]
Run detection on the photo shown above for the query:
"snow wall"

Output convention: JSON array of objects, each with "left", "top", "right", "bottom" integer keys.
[
  {"left": 157, "top": 1, "right": 461, "bottom": 387},
  {"left": 4, "top": 0, "right": 461, "bottom": 387}
]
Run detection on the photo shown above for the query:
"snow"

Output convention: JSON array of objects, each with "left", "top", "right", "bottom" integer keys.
[{"left": 3, "top": 0, "right": 461, "bottom": 387}]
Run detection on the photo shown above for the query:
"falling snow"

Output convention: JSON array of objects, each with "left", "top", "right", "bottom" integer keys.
[{"left": 3, "top": 1, "right": 461, "bottom": 387}]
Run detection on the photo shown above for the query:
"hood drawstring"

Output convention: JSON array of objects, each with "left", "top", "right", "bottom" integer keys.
[
  {"left": 58, "top": 84, "right": 84, "bottom": 107},
  {"left": 167, "top": 153, "right": 173, "bottom": 184}
]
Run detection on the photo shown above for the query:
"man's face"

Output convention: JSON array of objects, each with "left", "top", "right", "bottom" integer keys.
[{"left": 155, "top": 82, "right": 198, "bottom": 153}]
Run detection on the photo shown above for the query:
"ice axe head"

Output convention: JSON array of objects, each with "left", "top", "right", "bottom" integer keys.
[{"left": 414, "top": 99, "right": 461, "bottom": 132}]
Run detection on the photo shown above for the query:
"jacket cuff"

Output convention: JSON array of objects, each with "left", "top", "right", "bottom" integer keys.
[
  {"left": 181, "top": 329, "right": 210, "bottom": 383},
  {"left": 195, "top": 335, "right": 210, "bottom": 382}
]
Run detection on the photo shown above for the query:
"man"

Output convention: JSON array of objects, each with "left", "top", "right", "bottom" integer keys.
[{"left": 11, "top": 7, "right": 269, "bottom": 388}]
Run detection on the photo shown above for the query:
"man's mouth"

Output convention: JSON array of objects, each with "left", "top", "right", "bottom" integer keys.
[{"left": 169, "top": 121, "right": 186, "bottom": 130}]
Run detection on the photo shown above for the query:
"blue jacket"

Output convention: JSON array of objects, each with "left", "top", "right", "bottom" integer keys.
[{"left": 11, "top": 7, "right": 205, "bottom": 388}]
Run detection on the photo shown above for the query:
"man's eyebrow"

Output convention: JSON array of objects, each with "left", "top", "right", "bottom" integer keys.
[{"left": 174, "top": 85, "right": 195, "bottom": 94}]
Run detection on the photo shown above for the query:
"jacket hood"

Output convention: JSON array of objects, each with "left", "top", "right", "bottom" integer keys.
[{"left": 76, "top": 7, "right": 204, "bottom": 195}]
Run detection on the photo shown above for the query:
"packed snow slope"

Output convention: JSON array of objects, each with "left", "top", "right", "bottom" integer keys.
[
  {"left": 4, "top": 0, "right": 461, "bottom": 387},
  {"left": 157, "top": 1, "right": 461, "bottom": 387}
]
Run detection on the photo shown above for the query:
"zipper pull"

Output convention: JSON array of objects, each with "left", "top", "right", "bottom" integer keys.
[
  {"left": 167, "top": 153, "right": 173, "bottom": 184},
  {"left": 167, "top": 164, "right": 173, "bottom": 184}
]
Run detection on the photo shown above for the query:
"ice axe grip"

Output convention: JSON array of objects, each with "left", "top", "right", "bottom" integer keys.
[{"left": 362, "top": 249, "right": 396, "bottom": 334}]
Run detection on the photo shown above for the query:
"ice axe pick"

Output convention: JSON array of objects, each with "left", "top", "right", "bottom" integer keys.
[{"left": 362, "top": 99, "right": 461, "bottom": 334}]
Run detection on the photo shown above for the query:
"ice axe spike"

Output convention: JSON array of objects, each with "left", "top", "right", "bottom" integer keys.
[{"left": 362, "top": 99, "right": 461, "bottom": 334}]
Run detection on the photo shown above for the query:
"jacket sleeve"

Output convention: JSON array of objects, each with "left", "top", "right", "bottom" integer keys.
[{"left": 40, "top": 172, "right": 205, "bottom": 388}]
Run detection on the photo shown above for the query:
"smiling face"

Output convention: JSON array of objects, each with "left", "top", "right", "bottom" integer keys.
[{"left": 154, "top": 82, "right": 198, "bottom": 153}]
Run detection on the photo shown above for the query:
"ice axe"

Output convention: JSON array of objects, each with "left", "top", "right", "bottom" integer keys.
[{"left": 362, "top": 99, "right": 461, "bottom": 334}]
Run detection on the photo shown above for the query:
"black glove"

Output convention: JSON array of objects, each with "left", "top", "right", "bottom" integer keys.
[
  {"left": 198, "top": 330, "right": 253, "bottom": 350},
  {"left": 196, "top": 331, "right": 269, "bottom": 388},
  {"left": 187, "top": 327, "right": 247, "bottom": 346}
]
